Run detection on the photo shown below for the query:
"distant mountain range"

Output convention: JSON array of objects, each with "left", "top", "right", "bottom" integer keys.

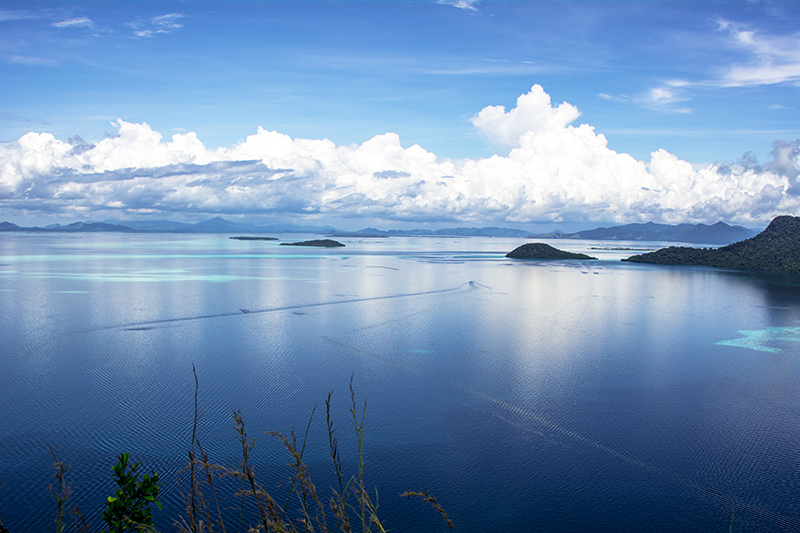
[
  {"left": 0, "top": 216, "right": 760, "bottom": 244},
  {"left": 0, "top": 217, "right": 337, "bottom": 234},
  {"left": 529, "top": 221, "right": 757, "bottom": 245},
  {"left": 622, "top": 216, "right": 800, "bottom": 273},
  {"left": 0, "top": 221, "right": 137, "bottom": 233},
  {"left": 329, "top": 226, "right": 530, "bottom": 238},
  {"left": 0, "top": 218, "right": 534, "bottom": 237}
]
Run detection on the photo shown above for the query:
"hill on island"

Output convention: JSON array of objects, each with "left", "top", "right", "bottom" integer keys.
[
  {"left": 280, "top": 239, "right": 345, "bottom": 248},
  {"left": 529, "top": 221, "right": 756, "bottom": 245},
  {"left": 622, "top": 216, "right": 800, "bottom": 273},
  {"left": 506, "top": 243, "right": 597, "bottom": 260}
]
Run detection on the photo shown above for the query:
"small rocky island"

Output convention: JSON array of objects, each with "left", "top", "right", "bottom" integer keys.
[
  {"left": 230, "top": 236, "right": 278, "bottom": 241},
  {"left": 622, "top": 215, "right": 800, "bottom": 273},
  {"left": 280, "top": 239, "right": 345, "bottom": 248},
  {"left": 506, "top": 243, "right": 597, "bottom": 260}
]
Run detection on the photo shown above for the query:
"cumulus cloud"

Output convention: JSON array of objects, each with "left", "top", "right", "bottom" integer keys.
[
  {"left": 1, "top": 86, "right": 797, "bottom": 225},
  {"left": 766, "top": 140, "right": 800, "bottom": 192},
  {"left": 470, "top": 85, "right": 581, "bottom": 146}
]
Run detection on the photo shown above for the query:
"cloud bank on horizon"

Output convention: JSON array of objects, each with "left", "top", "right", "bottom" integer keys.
[{"left": 1, "top": 85, "right": 798, "bottom": 227}]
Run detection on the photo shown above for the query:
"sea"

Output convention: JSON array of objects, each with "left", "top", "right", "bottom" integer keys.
[{"left": 0, "top": 232, "right": 798, "bottom": 532}]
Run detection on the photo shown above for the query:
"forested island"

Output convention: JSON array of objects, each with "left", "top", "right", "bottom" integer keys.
[
  {"left": 506, "top": 243, "right": 597, "bottom": 260},
  {"left": 280, "top": 239, "right": 345, "bottom": 248},
  {"left": 622, "top": 215, "right": 800, "bottom": 273}
]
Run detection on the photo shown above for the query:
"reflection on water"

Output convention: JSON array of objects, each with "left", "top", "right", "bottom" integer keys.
[{"left": 0, "top": 232, "right": 799, "bottom": 532}]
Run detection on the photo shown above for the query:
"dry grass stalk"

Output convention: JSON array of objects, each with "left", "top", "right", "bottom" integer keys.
[
  {"left": 174, "top": 373, "right": 412, "bottom": 533},
  {"left": 21, "top": 369, "right": 453, "bottom": 533},
  {"left": 401, "top": 489, "right": 454, "bottom": 532},
  {"left": 46, "top": 443, "right": 72, "bottom": 533}
]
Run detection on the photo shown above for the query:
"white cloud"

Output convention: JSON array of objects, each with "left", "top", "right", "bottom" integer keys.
[
  {"left": 647, "top": 87, "right": 677, "bottom": 103},
  {"left": 470, "top": 84, "right": 581, "bottom": 146},
  {"left": 603, "top": 80, "right": 693, "bottom": 113},
  {"left": 597, "top": 93, "right": 630, "bottom": 103},
  {"left": 620, "top": 22, "right": 799, "bottom": 114},
  {"left": 51, "top": 17, "right": 94, "bottom": 28},
  {"left": 8, "top": 55, "right": 57, "bottom": 67},
  {"left": 1, "top": 86, "right": 797, "bottom": 225},
  {"left": 636, "top": 86, "right": 692, "bottom": 114},
  {"left": 436, "top": 0, "right": 480, "bottom": 12},
  {"left": 151, "top": 13, "right": 183, "bottom": 30},
  {"left": 129, "top": 13, "right": 183, "bottom": 38},
  {"left": 714, "top": 20, "right": 800, "bottom": 87}
]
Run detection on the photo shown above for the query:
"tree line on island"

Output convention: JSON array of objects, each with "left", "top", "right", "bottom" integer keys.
[
  {"left": 506, "top": 243, "right": 597, "bottom": 260},
  {"left": 507, "top": 215, "right": 800, "bottom": 275},
  {"left": 620, "top": 215, "right": 800, "bottom": 273}
]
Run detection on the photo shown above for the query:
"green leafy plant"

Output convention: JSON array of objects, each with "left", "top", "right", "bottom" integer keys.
[{"left": 102, "top": 452, "right": 162, "bottom": 532}]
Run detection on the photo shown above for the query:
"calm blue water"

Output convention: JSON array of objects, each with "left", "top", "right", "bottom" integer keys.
[{"left": 1, "top": 232, "right": 799, "bottom": 532}]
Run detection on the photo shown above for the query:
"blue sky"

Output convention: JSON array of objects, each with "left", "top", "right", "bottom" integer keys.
[{"left": 0, "top": 0, "right": 798, "bottom": 230}]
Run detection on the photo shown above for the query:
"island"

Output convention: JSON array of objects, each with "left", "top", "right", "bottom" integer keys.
[
  {"left": 280, "top": 239, "right": 345, "bottom": 248},
  {"left": 229, "top": 236, "right": 278, "bottom": 241},
  {"left": 622, "top": 215, "right": 800, "bottom": 274},
  {"left": 506, "top": 243, "right": 597, "bottom": 260}
]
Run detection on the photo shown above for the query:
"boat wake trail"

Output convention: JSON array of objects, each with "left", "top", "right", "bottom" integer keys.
[{"left": 88, "top": 281, "right": 481, "bottom": 332}]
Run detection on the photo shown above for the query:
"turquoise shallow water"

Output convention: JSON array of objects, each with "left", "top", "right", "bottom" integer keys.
[{"left": 0, "top": 232, "right": 799, "bottom": 532}]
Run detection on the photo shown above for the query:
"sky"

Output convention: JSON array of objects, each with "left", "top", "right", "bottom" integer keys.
[{"left": 0, "top": 0, "right": 798, "bottom": 231}]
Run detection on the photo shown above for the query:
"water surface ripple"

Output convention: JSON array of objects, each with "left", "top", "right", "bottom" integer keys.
[{"left": 0, "top": 233, "right": 799, "bottom": 532}]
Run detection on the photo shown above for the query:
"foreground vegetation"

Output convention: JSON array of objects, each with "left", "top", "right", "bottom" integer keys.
[
  {"left": 0, "top": 370, "right": 451, "bottom": 533},
  {"left": 622, "top": 215, "right": 800, "bottom": 273}
]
